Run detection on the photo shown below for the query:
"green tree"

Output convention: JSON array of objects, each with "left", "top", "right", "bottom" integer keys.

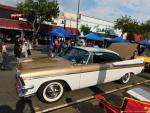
[
  {"left": 114, "top": 16, "right": 141, "bottom": 34},
  {"left": 141, "top": 20, "right": 150, "bottom": 39},
  {"left": 80, "top": 24, "right": 91, "bottom": 35},
  {"left": 141, "top": 20, "right": 150, "bottom": 33},
  {"left": 17, "top": 0, "right": 59, "bottom": 43}
]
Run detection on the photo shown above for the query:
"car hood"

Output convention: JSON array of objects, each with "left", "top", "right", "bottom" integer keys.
[{"left": 108, "top": 43, "right": 138, "bottom": 60}]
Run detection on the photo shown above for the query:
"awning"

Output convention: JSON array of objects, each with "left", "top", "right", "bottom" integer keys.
[
  {"left": 40, "top": 25, "right": 80, "bottom": 35},
  {"left": 0, "top": 18, "right": 32, "bottom": 31},
  {"left": 83, "top": 33, "right": 104, "bottom": 41},
  {"left": 139, "top": 40, "right": 150, "bottom": 47},
  {"left": 108, "top": 37, "right": 129, "bottom": 43},
  {"left": 0, "top": 18, "right": 80, "bottom": 35},
  {"left": 47, "top": 27, "right": 73, "bottom": 38},
  {"left": 0, "top": 4, "right": 17, "bottom": 11}
]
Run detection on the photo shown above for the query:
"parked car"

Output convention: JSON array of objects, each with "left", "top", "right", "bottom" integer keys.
[
  {"left": 137, "top": 49, "right": 150, "bottom": 70},
  {"left": 16, "top": 47, "right": 144, "bottom": 103}
]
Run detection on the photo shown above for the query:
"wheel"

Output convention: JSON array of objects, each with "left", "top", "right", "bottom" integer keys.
[
  {"left": 120, "top": 73, "right": 131, "bottom": 84},
  {"left": 37, "top": 81, "right": 65, "bottom": 103}
]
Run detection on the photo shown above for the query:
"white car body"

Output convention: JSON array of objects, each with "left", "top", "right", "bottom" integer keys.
[{"left": 16, "top": 47, "right": 144, "bottom": 102}]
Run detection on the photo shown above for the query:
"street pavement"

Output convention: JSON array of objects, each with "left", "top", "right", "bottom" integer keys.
[
  {"left": 0, "top": 45, "right": 149, "bottom": 113},
  {"left": 49, "top": 82, "right": 150, "bottom": 113}
]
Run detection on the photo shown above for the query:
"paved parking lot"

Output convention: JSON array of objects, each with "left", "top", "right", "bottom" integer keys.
[{"left": 48, "top": 82, "right": 150, "bottom": 113}]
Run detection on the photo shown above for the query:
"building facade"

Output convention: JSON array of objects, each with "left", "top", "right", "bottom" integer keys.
[
  {"left": 0, "top": 4, "right": 16, "bottom": 19},
  {"left": 0, "top": 4, "right": 121, "bottom": 39},
  {"left": 55, "top": 12, "right": 121, "bottom": 36}
]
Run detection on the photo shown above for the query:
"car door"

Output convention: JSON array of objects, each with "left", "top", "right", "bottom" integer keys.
[{"left": 79, "top": 52, "right": 122, "bottom": 89}]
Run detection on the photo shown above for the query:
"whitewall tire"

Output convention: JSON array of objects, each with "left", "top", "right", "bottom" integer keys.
[
  {"left": 37, "top": 81, "right": 65, "bottom": 103},
  {"left": 120, "top": 73, "right": 131, "bottom": 84}
]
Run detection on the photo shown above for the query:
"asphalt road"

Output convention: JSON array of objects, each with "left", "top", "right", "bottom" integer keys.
[{"left": 0, "top": 48, "right": 149, "bottom": 113}]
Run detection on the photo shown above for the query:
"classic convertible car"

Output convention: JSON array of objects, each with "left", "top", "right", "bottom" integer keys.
[{"left": 16, "top": 47, "right": 144, "bottom": 103}]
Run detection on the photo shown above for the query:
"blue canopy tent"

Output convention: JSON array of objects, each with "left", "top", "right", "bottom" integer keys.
[
  {"left": 47, "top": 27, "right": 73, "bottom": 38},
  {"left": 83, "top": 33, "right": 104, "bottom": 41},
  {"left": 47, "top": 30, "right": 64, "bottom": 37},
  {"left": 108, "top": 37, "right": 129, "bottom": 43},
  {"left": 139, "top": 40, "right": 150, "bottom": 47}
]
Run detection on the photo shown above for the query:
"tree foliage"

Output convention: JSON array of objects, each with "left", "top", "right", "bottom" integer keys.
[
  {"left": 17, "top": 0, "right": 59, "bottom": 39},
  {"left": 80, "top": 24, "right": 91, "bottom": 35},
  {"left": 141, "top": 20, "right": 150, "bottom": 33},
  {"left": 115, "top": 16, "right": 150, "bottom": 37},
  {"left": 115, "top": 16, "right": 141, "bottom": 34}
]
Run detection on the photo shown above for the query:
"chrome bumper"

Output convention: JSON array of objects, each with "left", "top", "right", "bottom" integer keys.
[
  {"left": 16, "top": 69, "right": 35, "bottom": 97},
  {"left": 17, "top": 85, "right": 35, "bottom": 98}
]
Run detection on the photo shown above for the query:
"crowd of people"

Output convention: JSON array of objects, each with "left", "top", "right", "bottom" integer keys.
[
  {"left": 47, "top": 37, "right": 106, "bottom": 58},
  {"left": 47, "top": 38, "right": 73, "bottom": 58},
  {"left": 0, "top": 36, "right": 32, "bottom": 70},
  {"left": 14, "top": 38, "right": 32, "bottom": 59},
  {"left": 47, "top": 38, "right": 85, "bottom": 57}
]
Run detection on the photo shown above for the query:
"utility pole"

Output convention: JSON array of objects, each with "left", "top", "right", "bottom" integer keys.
[{"left": 76, "top": 0, "right": 80, "bottom": 42}]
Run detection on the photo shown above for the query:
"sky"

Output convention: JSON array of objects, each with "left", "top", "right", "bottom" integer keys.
[{"left": 1, "top": 0, "right": 150, "bottom": 22}]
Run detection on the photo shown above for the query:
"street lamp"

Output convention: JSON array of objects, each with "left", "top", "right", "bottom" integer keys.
[{"left": 76, "top": 0, "right": 80, "bottom": 38}]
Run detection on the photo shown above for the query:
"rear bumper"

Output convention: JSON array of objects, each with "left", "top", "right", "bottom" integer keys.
[
  {"left": 16, "top": 70, "right": 35, "bottom": 98},
  {"left": 16, "top": 82, "right": 35, "bottom": 98},
  {"left": 17, "top": 88, "right": 35, "bottom": 98}
]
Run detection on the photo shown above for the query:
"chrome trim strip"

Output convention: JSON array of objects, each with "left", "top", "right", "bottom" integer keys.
[{"left": 24, "top": 64, "right": 144, "bottom": 80}]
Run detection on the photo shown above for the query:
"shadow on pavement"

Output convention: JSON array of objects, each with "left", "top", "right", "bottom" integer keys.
[
  {"left": 0, "top": 98, "right": 35, "bottom": 113},
  {"left": 73, "top": 101, "right": 105, "bottom": 113},
  {"left": 65, "top": 93, "right": 123, "bottom": 113},
  {"left": 106, "top": 93, "right": 124, "bottom": 107},
  {"left": 65, "top": 98, "right": 73, "bottom": 103},
  {"left": 89, "top": 86, "right": 104, "bottom": 95},
  {"left": 138, "top": 72, "right": 150, "bottom": 80}
]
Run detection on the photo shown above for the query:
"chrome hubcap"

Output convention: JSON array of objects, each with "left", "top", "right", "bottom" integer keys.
[
  {"left": 46, "top": 84, "right": 61, "bottom": 99},
  {"left": 123, "top": 74, "right": 129, "bottom": 82}
]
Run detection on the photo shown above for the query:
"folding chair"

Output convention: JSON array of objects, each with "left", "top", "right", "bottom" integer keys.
[{"left": 96, "top": 95, "right": 150, "bottom": 113}]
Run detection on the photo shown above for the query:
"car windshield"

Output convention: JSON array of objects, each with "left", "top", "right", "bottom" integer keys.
[{"left": 59, "top": 48, "right": 89, "bottom": 64}]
